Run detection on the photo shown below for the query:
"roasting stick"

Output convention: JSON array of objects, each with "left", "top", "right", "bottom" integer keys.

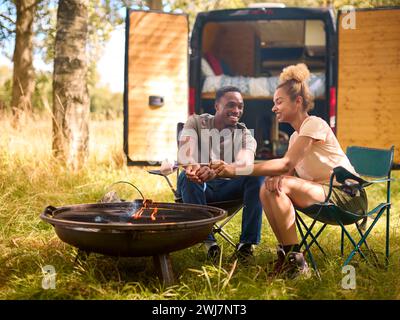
[
  {"left": 159, "top": 160, "right": 211, "bottom": 176},
  {"left": 176, "top": 162, "right": 210, "bottom": 168},
  {"left": 159, "top": 160, "right": 234, "bottom": 182}
]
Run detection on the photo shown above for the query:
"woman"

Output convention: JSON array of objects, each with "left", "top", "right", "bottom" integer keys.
[{"left": 211, "top": 63, "right": 367, "bottom": 278}]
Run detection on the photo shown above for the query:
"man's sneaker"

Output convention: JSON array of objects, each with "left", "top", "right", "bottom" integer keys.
[
  {"left": 234, "top": 243, "right": 254, "bottom": 264},
  {"left": 204, "top": 241, "right": 221, "bottom": 262},
  {"left": 285, "top": 251, "right": 310, "bottom": 279}
]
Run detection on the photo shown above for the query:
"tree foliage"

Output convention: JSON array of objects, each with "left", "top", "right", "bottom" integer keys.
[
  {"left": 38, "top": 0, "right": 130, "bottom": 64},
  {"left": 169, "top": 0, "right": 400, "bottom": 30},
  {"left": 0, "top": 0, "right": 16, "bottom": 52}
]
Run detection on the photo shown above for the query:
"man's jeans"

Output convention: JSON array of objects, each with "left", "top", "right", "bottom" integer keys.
[{"left": 177, "top": 172, "right": 264, "bottom": 244}]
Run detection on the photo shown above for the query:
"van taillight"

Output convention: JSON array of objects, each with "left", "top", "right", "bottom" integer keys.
[
  {"left": 189, "top": 87, "right": 195, "bottom": 115},
  {"left": 329, "top": 86, "right": 336, "bottom": 131}
]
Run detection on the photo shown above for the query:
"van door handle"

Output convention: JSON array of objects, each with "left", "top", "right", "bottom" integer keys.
[{"left": 149, "top": 95, "right": 164, "bottom": 107}]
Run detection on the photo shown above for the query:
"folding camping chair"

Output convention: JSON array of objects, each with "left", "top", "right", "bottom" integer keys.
[
  {"left": 148, "top": 122, "right": 244, "bottom": 249},
  {"left": 295, "top": 145, "right": 394, "bottom": 274}
]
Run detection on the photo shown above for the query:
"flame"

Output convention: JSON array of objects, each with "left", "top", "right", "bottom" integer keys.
[
  {"left": 150, "top": 207, "right": 158, "bottom": 221},
  {"left": 132, "top": 199, "right": 159, "bottom": 221}
]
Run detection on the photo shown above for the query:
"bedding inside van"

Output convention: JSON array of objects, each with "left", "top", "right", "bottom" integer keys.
[{"left": 202, "top": 73, "right": 325, "bottom": 98}]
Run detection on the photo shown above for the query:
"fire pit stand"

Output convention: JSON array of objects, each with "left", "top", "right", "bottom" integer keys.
[
  {"left": 153, "top": 254, "right": 174, "bottom": 285},
  {"left": 75, "top": 249, "right": 175, "bottom": 285}
]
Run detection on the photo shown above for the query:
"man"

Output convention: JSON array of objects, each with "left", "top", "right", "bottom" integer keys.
[{"left": 177, "top": 86, "right": 264, "bottom": 261}]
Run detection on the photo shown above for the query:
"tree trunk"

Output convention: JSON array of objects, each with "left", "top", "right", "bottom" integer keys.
[
  {"left": 52, "top": 0, "right": 89, "bottom": 171},
  {"left": 11, "top": 0, "right": 37, "bottom": 126},
  {"left": 147, "top": 0, "right": 163, "bottom": 10}
]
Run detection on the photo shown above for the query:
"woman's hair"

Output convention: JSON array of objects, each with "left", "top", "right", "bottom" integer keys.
[{"left": 277, "top": 63, "right": 314, "bottom": 112}]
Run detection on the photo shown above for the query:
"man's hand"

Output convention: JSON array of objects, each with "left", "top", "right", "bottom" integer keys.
[
  {"left": 211, "top": 160, "right": 235, "bottom": 178},
  {"left": 196, "top": 166, "right": 216, "bottom": 183},
  {"left": 264, "top": 176, "right": 283, "bottom": 193},
  {"left": 184, "top": 164, "right": 201, "bottom": 183}
]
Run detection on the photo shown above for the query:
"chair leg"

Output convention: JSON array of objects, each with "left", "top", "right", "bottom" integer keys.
[
  {"left": 297, "top": 214, "right": 318, "bottom": 248},
  {"left": 212, "top": 209, "right": 242, "bottom": 248},
  {"left": 341, "top": 228, "right": 344, "bottom": 257},
  {"left": 343, "top": 208, "right": 387, "bottom": 266},
  {"left": 338, "top": 222, "right": 369, "bottom": 266},
  {"left": 296, "top": 215, "right": 320, "bottom": 279},
  {"left": 355, "top": 222, "right": 379, "bottom": 266},
  {"left": 309, "top": 225, "right": 327, "bottom": 256},
  {"left": 213, "top": 225, "right": 236, "bottom": 248},
  {"left": 297, "top": 214, "right": 326, "bottom": 256},
  {"left": 386, "top": 206, "right": 390, "bottom": 267},
  {"left": 217, "top": 208, "right": 241, "bottom": 229},
  {"left": 297, "top": 215, "right": 327, "bottom": 256}
]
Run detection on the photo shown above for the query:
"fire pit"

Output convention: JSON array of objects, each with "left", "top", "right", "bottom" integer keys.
[{"left": 40, "top": 200, "right": 227, "bottom": 285}]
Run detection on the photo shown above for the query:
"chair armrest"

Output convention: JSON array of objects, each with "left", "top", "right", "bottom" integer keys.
[
  {"left": 324, "top": 166, "right": 369, "bottom": 202},
  {"left": 368, "top": 178, "right": 395, "bottom": 184},
  {"left": 324, "top": 171, "right": 336, "bottom": 203},
  {"left": 333, "top": 166, "right": 370, "bottom": 187},
  {"left": 334, "top": 166, "right": 395, "bottom": 186},
  {"left": 322, "top": 166, "right": 393, "bottom": 208}
]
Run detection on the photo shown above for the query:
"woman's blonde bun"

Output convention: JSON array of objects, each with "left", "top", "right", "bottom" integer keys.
[
  {"left": 279, "top": 63, "right": 310, "bottom": 84},
  {"left": 277, "top": 63, "right": 315, "bottom": 112}
]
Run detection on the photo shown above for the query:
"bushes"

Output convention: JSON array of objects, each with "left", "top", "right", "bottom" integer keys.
[
  {"left": 0, "top": 65, "right": 12, "bottom": 110},
  {"left": 90, "top": 85, "right": 123, "bottom": 119},
  {"left": 0, "top": 67, "right": 122, "bottom": 119}
]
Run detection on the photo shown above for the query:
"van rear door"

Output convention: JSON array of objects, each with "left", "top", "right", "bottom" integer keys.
[
  {"left": 124, "top": 10, "right": 188, "bottom": 164},
  {"left": 336, "top": 8, "right": 400, "bottom": 163}
]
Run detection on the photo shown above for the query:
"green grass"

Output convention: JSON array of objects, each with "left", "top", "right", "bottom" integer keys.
[{"left": 1, "top": 114, "right": 399, "bottom": 300}]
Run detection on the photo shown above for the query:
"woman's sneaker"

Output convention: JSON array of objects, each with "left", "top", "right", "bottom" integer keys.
[
  {"left": 267, "top": 247, "right": 311, "bottom": 279},
  {"left": 267, "top": 244, "right": 287, "bottom": 277},
  {"left": 285, "top": 252, "right": 311, "bottom": 279}
]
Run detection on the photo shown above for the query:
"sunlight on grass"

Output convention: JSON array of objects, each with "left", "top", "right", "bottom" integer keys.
[{"left": 1, "top": 113, "right": 399, "bottom": 300}]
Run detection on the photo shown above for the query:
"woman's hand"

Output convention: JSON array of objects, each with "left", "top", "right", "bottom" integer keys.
[
  {"left": 264, "top": 175, "right": 283, "bottom": 193},
  {"left": 160, "top": 159, "right": 175, "bottom": 176},
  {"left": 211, "top": 161, "right": 235, "bottom": 178}
]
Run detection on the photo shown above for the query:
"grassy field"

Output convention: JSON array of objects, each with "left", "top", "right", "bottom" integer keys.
[{"left": 0, "top": 114, "right": 399, "bottom": 300}]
